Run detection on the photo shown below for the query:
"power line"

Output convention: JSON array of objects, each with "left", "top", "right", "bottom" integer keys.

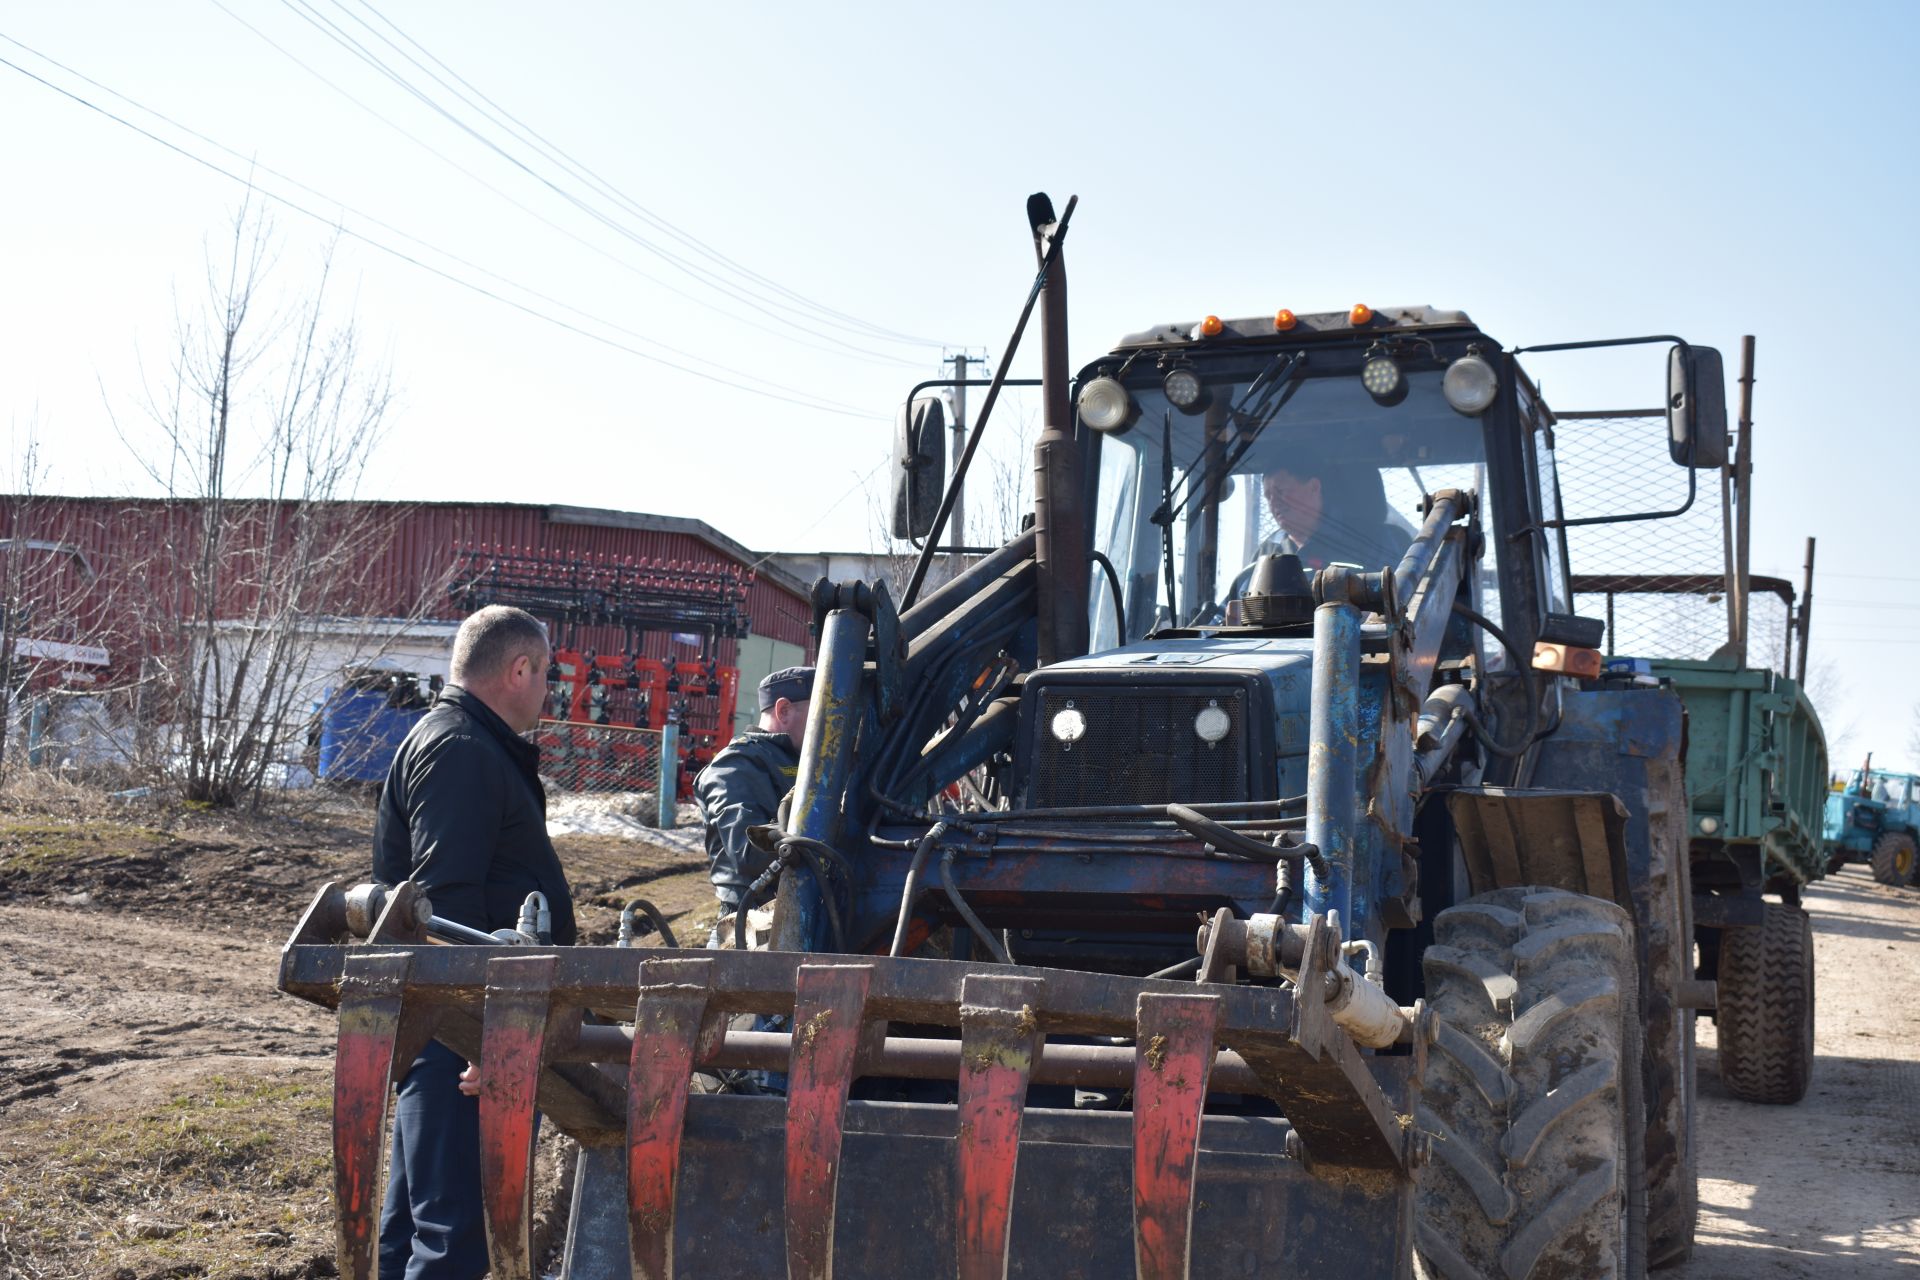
[
  {"left": 202, "top": 0, "right": 927, "bottom": 371},
  {"left": 0, "top": 46, "right": 888, "bottom": 420},
  {"left": 0, "top": 33, "right": 892, "bottom": 406},
  {"left": 268, "top": 0, "right": 945, "bottom": 359},
  {"left": 338, "top": 0, "right": 949, "bottom": 348}
]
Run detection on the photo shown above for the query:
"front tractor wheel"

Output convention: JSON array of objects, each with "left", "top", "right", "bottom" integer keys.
[
  {"left": 1415, "top": 887, "right": 1647, "bottom": 1280},
  {"left": 1715, "top": 903, "right": 1815, "bottom": 1104},
  {"left": 1869, "top": 832, "right": 1917, "bottom": 886}
]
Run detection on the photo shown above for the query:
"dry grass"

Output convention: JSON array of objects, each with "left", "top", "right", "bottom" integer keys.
[{"left": 0, "top": 1069, "right": 337, "bottom": 1280}]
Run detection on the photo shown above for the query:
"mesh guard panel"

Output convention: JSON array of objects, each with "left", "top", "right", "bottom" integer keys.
[{"left": 1029, "top": 685, "right": 1252, "bottom": 808}]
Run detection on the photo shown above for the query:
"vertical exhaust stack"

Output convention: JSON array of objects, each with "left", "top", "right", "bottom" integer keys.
[{"left": 1027, "top": 193, "right": 1090, "bottom": 665}]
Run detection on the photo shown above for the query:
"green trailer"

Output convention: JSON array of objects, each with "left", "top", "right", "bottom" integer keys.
[
  {"left": 1652, "top": 659, "right": 1830, "bottom": 887},
  {"left": 1573, "top": 563, "right": 1825, "bottom": 1109}
]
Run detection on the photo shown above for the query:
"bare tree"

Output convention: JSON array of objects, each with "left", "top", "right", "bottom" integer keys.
[
  {"left": 0, "top": 429, "right": 131, "bottom": 777},
  {"left": 107, "top": 201, "right": 408, "bottom": 806}
]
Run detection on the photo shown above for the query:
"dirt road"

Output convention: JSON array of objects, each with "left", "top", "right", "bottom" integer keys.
[
  {"left": 1674, "top": 866, "right": 1920, "bottom": 1277},
  {"left": 2, "top": 800, "right": 1916, "bottom": 1277}
]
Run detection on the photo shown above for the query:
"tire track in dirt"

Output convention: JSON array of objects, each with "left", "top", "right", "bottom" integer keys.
[
  {"left": 0, "top": 903, "right": 333, "bottom": 1111},
  {"left": 1671, "top": 868, "right": 1920, "bottom": 1277}
]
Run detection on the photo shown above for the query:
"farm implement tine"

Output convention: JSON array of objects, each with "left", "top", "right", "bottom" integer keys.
[
  {"left": 627, "top": 957, "right": 716, "bottom": 1280},
  {"left": 784, "top": 964, "right": 872, "bottom": 1280},
  {"left": 478, "top": 953, "right": 562, "bottom": 1280},
  {"left": 1132, "top": 993, "right": 1223, "bottom": 1280},
  {"left": 955, "top": 974, "right": 1045, "bottom": 1280},
  {"left": 330, "top": 951, "right": 415, "bottom": 1280}
]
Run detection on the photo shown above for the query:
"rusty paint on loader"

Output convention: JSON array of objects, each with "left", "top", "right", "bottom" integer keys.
[
  {"left": 955, "top": 974, "right": 1046, "bottom": 1280},
  {"left": 626, "top": 958, "right": 715, "bottom": 1280},
  {"left": 330, "top": 951, "right": 413, "bottom": 1280},
  {"left": 478, "top": 954, "right": 560, "bottom": 1280},
  {"left": 1131, "top": 992, "right": 1222, "bottom": 1280},
  {"left": 784, "top": 964, "right": 872, "bottom": 1280}
]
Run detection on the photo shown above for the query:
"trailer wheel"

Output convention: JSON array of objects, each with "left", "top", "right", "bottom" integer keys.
[
  {"left": 1715, "top": 903, "right": 1814, "bottom": 1104},
  {"left": 1415, "top": 887, "right": 1647, "bottom": 1280},
  {"left": 1641, "top": 773, "right": 1697, "bottom": 1268},
  {"left": 1868, "top": 832, "right": 1916, "bottom": 886}
]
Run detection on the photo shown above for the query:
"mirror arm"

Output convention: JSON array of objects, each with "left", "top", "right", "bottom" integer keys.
[
  {"left": 898, "top": 377, "right": 1040, "bottom": 549},
  {"left": 901, "top": 195, "right": 1078, "bottom": 610}
]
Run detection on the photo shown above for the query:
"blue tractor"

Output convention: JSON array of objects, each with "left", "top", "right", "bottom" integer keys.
[
  {"left": 1825, "top": 758, "right": 1920, "bottom": 884},
  {"left": 281, "top": 195, "right": 1736, "bottom": 1278}
]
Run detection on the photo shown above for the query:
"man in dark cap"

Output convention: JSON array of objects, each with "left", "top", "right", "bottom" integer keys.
[{"left": 695, "top": 665, "right": 814, "bottom": 922}]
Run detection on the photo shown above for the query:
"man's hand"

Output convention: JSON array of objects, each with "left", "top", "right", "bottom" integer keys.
[{"left": 458, "top": 1062, "right": 481, "bottom": 1096}]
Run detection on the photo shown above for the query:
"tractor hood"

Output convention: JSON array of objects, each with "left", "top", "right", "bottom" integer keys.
[{"left": 1015, "top": 634, "right": 1329, "bottom": 808}]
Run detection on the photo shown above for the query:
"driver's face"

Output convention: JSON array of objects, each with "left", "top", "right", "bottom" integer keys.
[{"left": 1262, "top": 470, "right": 1323, "bottom": 544}]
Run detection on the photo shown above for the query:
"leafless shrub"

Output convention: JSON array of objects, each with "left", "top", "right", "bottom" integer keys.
[{"left": 99, "top": 200, "right": 414, "bottom": 808}]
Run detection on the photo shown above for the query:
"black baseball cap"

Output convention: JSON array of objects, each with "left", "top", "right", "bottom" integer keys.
[{"left": 758, "top": 665, "right": 815, "bottom": 711}]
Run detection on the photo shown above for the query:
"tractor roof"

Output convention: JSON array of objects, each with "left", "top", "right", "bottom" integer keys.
[{"left": 1113, "top": 305, "right": 1478, "bottom": 351}]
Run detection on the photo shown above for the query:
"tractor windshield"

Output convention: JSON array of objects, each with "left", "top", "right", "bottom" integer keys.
[{"left": 1090, "top": 364, "right": 1495, "bottom": 647}]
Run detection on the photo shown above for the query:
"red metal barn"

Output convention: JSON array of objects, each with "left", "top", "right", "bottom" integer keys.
[{"left": 0, "top": 497, "right": 814, "bottom": 738}]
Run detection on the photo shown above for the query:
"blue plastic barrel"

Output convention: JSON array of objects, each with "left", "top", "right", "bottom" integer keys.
[{"left": 318, "top": 687, "right": 423, "bottom": 782}]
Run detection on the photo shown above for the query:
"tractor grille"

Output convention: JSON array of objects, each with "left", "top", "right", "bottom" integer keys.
[{"left": 1028, "top": 685, "right": 1254, "bottom": 808}]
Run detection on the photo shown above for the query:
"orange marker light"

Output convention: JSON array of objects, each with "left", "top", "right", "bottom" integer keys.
[
  {"left": 1273, "top": 309, "right": 1297, "bottom": 332},
  {"left": 1349, "top": 303, "right": 1374, "bottom": 326},
  {"left": 1198, "top": 315, "right": 1225, "bottom": 337}
]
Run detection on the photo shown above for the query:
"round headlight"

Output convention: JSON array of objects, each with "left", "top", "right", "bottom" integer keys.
[
  {"left": 1361, "top": 354, "right": 1405, "bottom": 403},
  {"left": 1051, "top": 705, "right": 1087, "bottom": 743},
  {"left": 1164, "top": 367, "right": 1206, "bottom": 412},
  {"left": 1443, "top": 354, "right": 1499, "bottom": 415},
  {"left": 1077, "top": 376, "right": 1133, "bottom": 433},
  {"left": 1194, "top": 702, "right": 1231, "bottom": 744}
]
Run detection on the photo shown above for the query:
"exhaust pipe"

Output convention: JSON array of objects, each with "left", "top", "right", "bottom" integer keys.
[{"left": 1028, "top": 193, "right": 1089, "bottom": 664}]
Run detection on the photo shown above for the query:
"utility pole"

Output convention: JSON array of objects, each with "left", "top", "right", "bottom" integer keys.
[
  {"left": 946, "top": 352, "right": 970, "bottom": 549},
  {"left": 1796, "top": 535, "right": 1816, "bottom": 686},
  {"left": 1733, "top": 335, "right": 1756, "bottom": 665}
]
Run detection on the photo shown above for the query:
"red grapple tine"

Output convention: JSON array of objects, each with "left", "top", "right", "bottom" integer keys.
[
  {"left": 627, "top": 958, "right": 714, "bottom": 1280},
  {"left": 955, "top": 974, "right": 1045, "bottom": 1280},
  {"left": 1132, "top": 992, "right": 1222, "bottom": 1280},
  {"left": 330, "top": 951, "right": 413, "bottom": 1280},
  {"left": 478, "top": 953, "right": 562, "bottom": 1280},
  {"left": 784, "top": 964, "right": 872, "bottom": 1280}
]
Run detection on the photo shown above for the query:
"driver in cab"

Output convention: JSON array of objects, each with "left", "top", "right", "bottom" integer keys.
[{"left": 1259, "top": 445, "right": 1410, "bottom": 573}]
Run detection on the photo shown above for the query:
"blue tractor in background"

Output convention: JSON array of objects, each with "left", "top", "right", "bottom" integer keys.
[{"left": 1825, "top": 757, "right": 1920, "bottom": 884}]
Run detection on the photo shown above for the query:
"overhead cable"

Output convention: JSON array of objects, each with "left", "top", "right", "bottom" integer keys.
[{"left": 0, "top": 45, "right": 885, "bottom": 420}]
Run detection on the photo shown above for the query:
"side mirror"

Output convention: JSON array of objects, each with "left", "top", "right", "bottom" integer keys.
[
  {"left": 891, "top": 395, "right": 947, "bottom": 540},
  {"left": 1667, "top": 344, "right": 1728, "bottom": 468}
]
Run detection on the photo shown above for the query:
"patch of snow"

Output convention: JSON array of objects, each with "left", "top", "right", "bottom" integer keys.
[{"left": 544, "top": 792, "right": 706, "bottom": 852}]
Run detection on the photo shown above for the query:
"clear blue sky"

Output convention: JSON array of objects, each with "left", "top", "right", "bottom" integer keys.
[{"left": 3, "top": 2, "right": 1916, "bottom": 763}]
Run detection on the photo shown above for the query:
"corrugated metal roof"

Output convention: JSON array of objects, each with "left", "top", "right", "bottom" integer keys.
[{"left": 0, "top": 496, "right": 819, "bottom": 672}]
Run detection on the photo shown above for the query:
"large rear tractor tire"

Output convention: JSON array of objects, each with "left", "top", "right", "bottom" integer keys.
[
  {"left": 1715, "top": 903, "right": 1815, "bottom": 1104},
  {"left": 1869, "top": 832, "right": 1916, "bottom": 886},
  {"left": 1415, "top": 887, "right": 1647, "bottom": 1280},
  {"left": 1640, "top": 768, "right": 1697, "bottom": 1269}
]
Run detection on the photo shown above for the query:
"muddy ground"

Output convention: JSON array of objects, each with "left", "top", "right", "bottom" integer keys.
[{"left": 0, "top": 784, "right": 1915, "bottom": 1278}]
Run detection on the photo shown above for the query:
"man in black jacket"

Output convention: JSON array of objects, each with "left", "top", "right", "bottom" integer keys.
[
  {"left": 695, "top": 665, "right": 812, "bottom": 920},
  {"left": 374, "top": 604, "right": 573, "bottom": 1280}
]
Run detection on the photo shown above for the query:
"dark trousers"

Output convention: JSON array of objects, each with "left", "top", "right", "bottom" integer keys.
[{"left": 379, "top": 1042, "right": 488, "bottom": 1280}]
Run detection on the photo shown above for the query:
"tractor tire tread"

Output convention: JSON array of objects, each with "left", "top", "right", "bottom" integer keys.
[
  {"left": 1716, "top": 903, "right": 1814, "bottom": 1105},
  {"left": 1415, "top": 886, "right": 1645, "bottom": 1280},
  {"left": 1869, "top": 832, "right": 1917, "bottom": 887}
]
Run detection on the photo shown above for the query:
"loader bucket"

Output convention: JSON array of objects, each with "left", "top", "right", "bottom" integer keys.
[{"left": 281, "top": 882, "right": 1420, "bottom": 1279}]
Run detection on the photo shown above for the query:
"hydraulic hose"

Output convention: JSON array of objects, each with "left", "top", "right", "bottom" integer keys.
[
  {"left": 618, "top": 898, "right": 678, "bottom": 949},
  {"left": 940, "top": 846, "right": 1012, "bottom": 964},
  {"left": 1166, "top": 803, "right": 1328, "bottom": 880},
  {"left": 1451, "top": 601, "right": 1540, "bottom": 759},
  {"left": 889, "top": 823, "right": 946, "bottom": 958}
]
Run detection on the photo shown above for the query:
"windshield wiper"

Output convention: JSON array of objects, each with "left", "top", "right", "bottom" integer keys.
[
  {"left": 1150, "top": 410, "right": 1178, "bottom": 621},
  {"left": 1157, "top": 350, "right": 1307, "bottom": 528}
]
